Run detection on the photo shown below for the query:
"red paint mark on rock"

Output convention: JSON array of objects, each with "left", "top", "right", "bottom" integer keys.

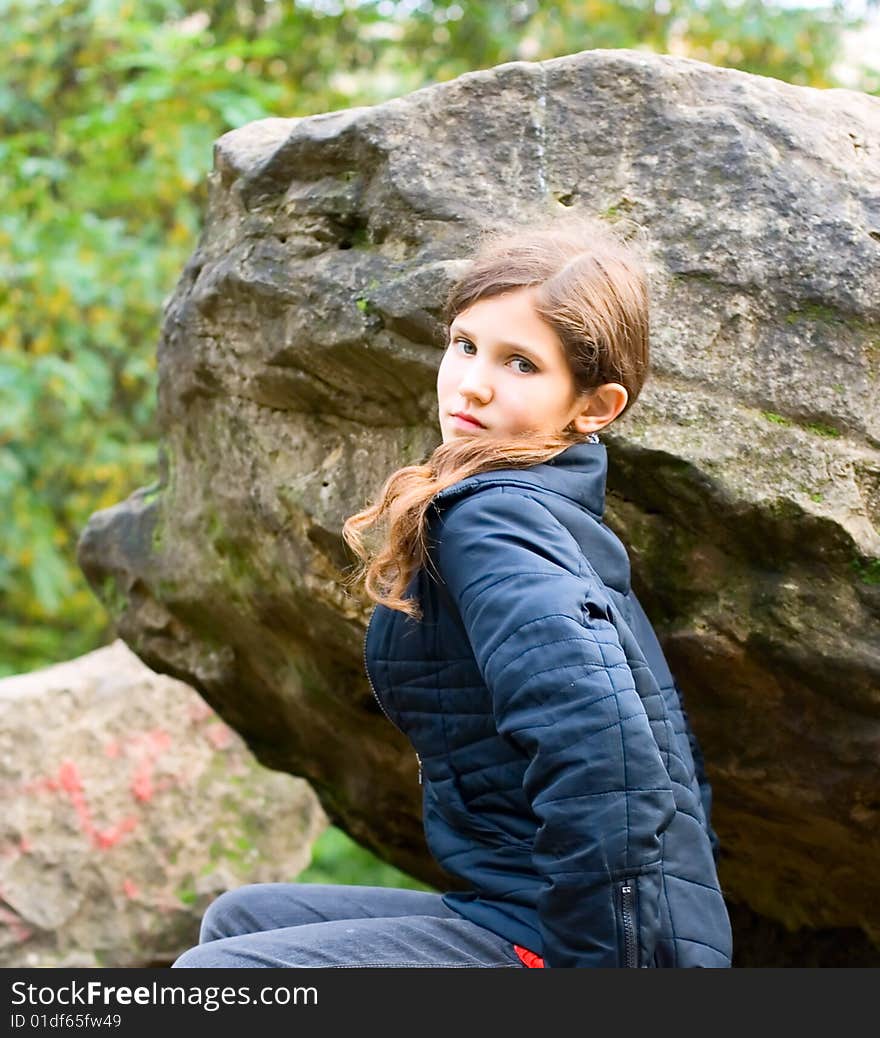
[
  {"left": 0, "top": 835, "right": 32, "bottom": 861},
  {"left": 20, "top": 775, "right": 61, "bottom": 796},
  {"left": 122, "top": 728, "right": 171, "bottom": 759},
  {"left": 0, "top": 902, "right": 33, "bottom": 944},
  {"left": 53, "top": 760, "right": 138, "bottom": 850},
  {"left": 140, "top": 729, "right": 172, "bottom": 754},
  {"left": 188, "top": 700, "right": 213, "bottom": 724},
  {"left": 131, "top": 765, "right": 153, "bottom": 803},
  {"left": 206, "top": 723, "right": 233, "bottom": 750},
  {"left": 58, "top": 760, "right": 94, "bottom": 837},
  {"left": 94, "top": 815, "right": 138, "bottom": 850},
  {"left": 122, "top": 878, "right": 140, "bottom": 900},
  {"left": 127, "top": 728, "right": 172, "bottom": 803},
  {"left": 104, "top": 740, "right": 121, "bottom": 758}
]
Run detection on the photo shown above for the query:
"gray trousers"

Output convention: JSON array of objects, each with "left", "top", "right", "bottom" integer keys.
[{"left": 171, "top": 883, "right": 528, "bottom": 968}]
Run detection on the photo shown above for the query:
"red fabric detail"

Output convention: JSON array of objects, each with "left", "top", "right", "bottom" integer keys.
[{"left": 513, "top": 944, "right": 545, "bottom": 968}]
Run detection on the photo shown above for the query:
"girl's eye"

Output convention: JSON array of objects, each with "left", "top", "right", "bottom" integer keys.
[{"left": 451, "top": 338, "right": 536, "bottom": 374}]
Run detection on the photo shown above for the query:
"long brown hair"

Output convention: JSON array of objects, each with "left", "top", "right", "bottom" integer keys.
[{"left": 342, "top": 209, "right": 652, "bottom": 619}]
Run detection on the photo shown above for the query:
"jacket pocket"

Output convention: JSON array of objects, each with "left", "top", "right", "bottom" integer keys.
[{"left": 617, "top": 878, "right": 640, "bottom": 968}]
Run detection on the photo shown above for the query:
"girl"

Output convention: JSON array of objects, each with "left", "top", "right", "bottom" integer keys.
[{"left": 173, "top": 211, "right": 733, "bottom": 969}]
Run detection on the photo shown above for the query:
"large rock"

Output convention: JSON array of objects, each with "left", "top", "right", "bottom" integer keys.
[
  {"left": 77, "top": 49, "right": 880, "bottom": 964},
  {"left": 0, "top": 641, "right": 327, "bottom": 967}
]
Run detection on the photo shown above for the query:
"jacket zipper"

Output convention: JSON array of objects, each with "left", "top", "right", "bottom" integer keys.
[
  {"left": 619, "top": 880, "right": 638, "bottom": 968},
  {"left": 363, "top": 605, "right": 422, "bottom": 784}
]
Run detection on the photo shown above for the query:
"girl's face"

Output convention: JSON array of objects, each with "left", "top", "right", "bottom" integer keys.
[{"left": 437, "top": 287, "right": 592, "bottom": 444}]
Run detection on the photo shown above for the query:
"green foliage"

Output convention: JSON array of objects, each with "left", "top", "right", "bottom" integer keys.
[
  {"left": 851, "top": 556, "right": 880, "bottom": 584},
  {"left": 295, "top": 825, "right": 435, "bottom": 891},
  {"left": 1, "top": 0, "right": 874, "bottom": 675},
  {"left": 805, "top": 421, "right": 841, "bottom": 437}
]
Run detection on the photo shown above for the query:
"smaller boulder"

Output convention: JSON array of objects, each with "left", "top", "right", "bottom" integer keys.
[{"left": 0, "top": 639, "right": 327, "bottom": 967}]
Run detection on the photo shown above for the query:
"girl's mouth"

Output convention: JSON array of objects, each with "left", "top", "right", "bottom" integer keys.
[{"left": 451, "top": 412, "right": 485, "bottom": 429}]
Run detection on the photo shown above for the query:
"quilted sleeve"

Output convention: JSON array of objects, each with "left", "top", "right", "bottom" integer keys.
[{"left": 433, "top": 488, "right": 677, "bottom": 968}]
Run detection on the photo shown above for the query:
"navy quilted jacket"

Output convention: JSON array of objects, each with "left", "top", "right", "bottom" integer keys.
[{"left": 364, "top": 440, "right": 733, "bottom": 968}]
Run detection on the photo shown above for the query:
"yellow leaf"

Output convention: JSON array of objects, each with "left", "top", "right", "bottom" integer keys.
[{"left": 169, "top": 223, "right": 192, "bottom": 245}]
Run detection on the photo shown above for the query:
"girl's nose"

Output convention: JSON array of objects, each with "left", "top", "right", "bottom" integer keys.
[{"left": 458, "top": 368, "right": 492, "bottom": 402}]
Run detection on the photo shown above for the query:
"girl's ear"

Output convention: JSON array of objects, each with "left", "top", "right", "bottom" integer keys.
[{"left": 570, "top": 383, "right": 629, "bottom": 434}]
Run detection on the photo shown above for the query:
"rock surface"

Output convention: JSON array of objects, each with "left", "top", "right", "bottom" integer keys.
[
  {"left": 77, "top": 49, "right": 880, "bottom": 964},
  {"left": 0, "top": 641, "right": 327, "bottom": 967}
]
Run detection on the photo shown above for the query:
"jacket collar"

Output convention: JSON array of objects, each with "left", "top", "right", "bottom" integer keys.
[{"left": 431, "top": 439, "right": 607, "bottom": 521}]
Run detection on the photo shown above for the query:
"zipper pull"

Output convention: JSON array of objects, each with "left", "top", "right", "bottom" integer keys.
[
  {"left": 416, "top": 752, "right": 423, "bottom": 785},
  {"left": 619, "top": 879, "right": 638, "bottom": 968}
]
